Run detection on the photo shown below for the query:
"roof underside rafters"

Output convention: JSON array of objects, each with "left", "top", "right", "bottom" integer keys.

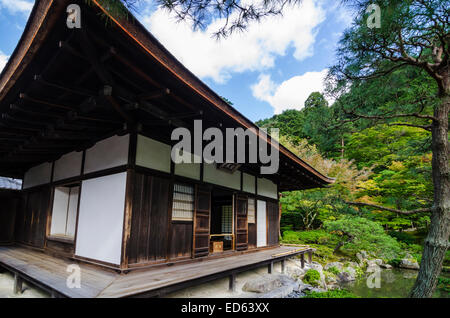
[{"left": 0, "top": 0, "right": 332, "bottom": 190}]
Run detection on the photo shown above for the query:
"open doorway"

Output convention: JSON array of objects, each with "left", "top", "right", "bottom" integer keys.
[{"left": 210, "top": 188, "right": 234, "bottom": 254}]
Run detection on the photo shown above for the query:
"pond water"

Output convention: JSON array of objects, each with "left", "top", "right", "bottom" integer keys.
[{"left": 341, "top": 269, "right": 449, "bottom": 298}]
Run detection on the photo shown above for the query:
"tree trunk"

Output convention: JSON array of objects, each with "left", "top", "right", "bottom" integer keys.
[{"left": 409, "top": 91, "right": 450, "bottom": 298}]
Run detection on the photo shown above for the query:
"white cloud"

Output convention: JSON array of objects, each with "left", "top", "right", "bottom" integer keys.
[
  {"left": 0, "top": 51, "right": 9, "bottom": 73},
  {"left": 0, "top": 0, "right": 33, "bottom": 14},
  {"left": 143, "top": 0, "right": 325, "bottom": 83},
  {"left": 251, "top": 69, "right": 329, "bottom": 114}
]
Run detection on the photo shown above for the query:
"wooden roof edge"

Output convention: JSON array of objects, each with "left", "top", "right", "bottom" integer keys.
[
  {"left": 0, "top": 0, "right": 68, "bottom": 101},
  {"left": 89, "top": 1, "right": 334, "bottom": 186},
  {"left": 0, "top": 0, "right": 334, "bottom": 187}
]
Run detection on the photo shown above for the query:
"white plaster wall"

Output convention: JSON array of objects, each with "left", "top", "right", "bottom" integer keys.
[
  {"left": 75, "top": 172, "right": 127, "bottom": 265},
  {"left": 22, "top": 162, "right": 52, "bottom": 189},
  {"left": 203, "top": 163, "right": 241, "bottom": 190},
  {"left": 136, "top": 135, "right": 171, "bottom": 173},
  {"left": 242, "top": 173, "right": 255, "bottom": 194},
  {"left": 53, "top": 151, "right": 82, "bottom": 181},
  {"left": 50, "top": 187, "right": 70, "bottom": 236},
  {"left": 84, "top": 135, "right": 129, "bottom": 174},
  {"left": 257, "top": 178, "right": 278, "bottom": 199},
  {"left": 174, "top": 151, "right": 201, "bottom": 180},
  {"left": 257, "top": 200, "right": 267, "bottom": 247}
]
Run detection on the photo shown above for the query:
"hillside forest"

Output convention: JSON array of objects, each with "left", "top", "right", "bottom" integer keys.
[{"left": 257, "top": 84, "right": 448, "bottom": 297}]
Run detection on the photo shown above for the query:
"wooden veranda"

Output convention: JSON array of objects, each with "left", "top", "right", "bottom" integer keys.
[{"left": 0, "top": 245, "right": 313, "bottom": 298}]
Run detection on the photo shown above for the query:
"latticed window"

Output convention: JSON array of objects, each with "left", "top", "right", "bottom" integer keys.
[
  {"left": 221, "top": 205, "right": 233, "bottom": 234},
  {"left": 248, "top": 198, "right": 255, "bottom": 224},
  {"left": 172, "top": 183, "right": 194, "bottom": 221}
]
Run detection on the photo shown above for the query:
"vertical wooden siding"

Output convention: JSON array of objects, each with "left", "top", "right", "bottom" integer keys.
[
  {"left": 248, "top": 223, "right": 256, "bottom": 248},
  {"left": 0, "top": 191, "right": 19, "bottom": 243},
  {"left": 14, "top": 187, "right": 51, "bottom": 248},
  {"left": 169, "top": 221, "right": 192, "bottom": 259},
  {"left": 193, "top": 186, "right": 211, "bottom": 258},
  {"left": 235, "top": 195, "right": 248, "bottom": 251},
  {"left": 267, "top": 201, "right": 279, "bottom": 246},
  {"left": 128, "top": 173, "right": 170, "bottom": 264}
]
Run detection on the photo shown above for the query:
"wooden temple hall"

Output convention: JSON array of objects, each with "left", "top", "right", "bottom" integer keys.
[{"left": 0, "top": 0, "right": 333, "bottom": 297}]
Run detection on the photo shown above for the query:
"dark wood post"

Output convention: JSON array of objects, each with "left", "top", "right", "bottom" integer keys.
[
  {"left": 229, "top": 273, "right": 236, "bottom": 292},
  {"left": 13, "top": 273, "right": 23, "bottom": 294},
  {"left": 281, "top": 259, "right": 286, "bottom": 273},
  {"left": 308, "top": 251, "right": 312, "bottom": 264},
  {"left": 300, "top": 254, "right": 305, "bottom": 268},
  {"left": 268, "top": 261, "right": 273, "bottom": 274}
]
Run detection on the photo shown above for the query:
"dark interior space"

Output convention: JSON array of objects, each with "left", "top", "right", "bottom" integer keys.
[{"left": 210, "top": 188, "right": 234, "bottom": 253}]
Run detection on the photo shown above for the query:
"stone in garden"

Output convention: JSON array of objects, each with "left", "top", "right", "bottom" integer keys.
[
  {"left": 380, "top": 264, "right": 393, "bottom": 269},
  {"left": 337, "top": 271, "right": 355, "bottom": 283},
  {"left": 356, "top": 251, "right": 369, "bottom": 265},
  {"left": 287, "top": 267, "right": 306, "bottom": 279},
  {"left": 324, "top": 262, "right": 344, "bottom": 271},
  {"left": 366, "top": 259, "right": 377, "bottom": 267},
  {"left": 374, "top": 259, "right": 383, "bottom": 266},
  {"left": 326, "top": 275, "right": 337, "bottom": 284},
  {"left": 348, "top": 262, "right": 360, "bottom": 268},
  {"left": 399, "top": 259, "right": 419, "bottom": 270},
  {"left": 366, "top": 264, "right": 380, "bottom": 273},
  {"left": 242, "top": 274, "right": 292, "bottom": 293},
  {"left": 343, "top": 267, "right": 357, "bottom": 280}
]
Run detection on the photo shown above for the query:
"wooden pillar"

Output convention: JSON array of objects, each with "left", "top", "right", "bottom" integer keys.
[
  {"left": 308, "top": 251, "right": 313, "bottom": 264},
  {"left": 281, "top": 259, "right": 286, "bottom": 273},
  {"left": 300, "top": 253, "right": 305, "bottom": 268},
  {"left": 268, "top": 261, "right": 273, "bottom": 274},
  {"left": 229, "top": 273, "right": 236, "bottom": 292},
  {"left": 13, "top": 273, "right": 23, "bottom": 294}
]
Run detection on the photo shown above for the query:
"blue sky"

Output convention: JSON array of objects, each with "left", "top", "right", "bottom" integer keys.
[{"left": 0, "top": 0, "right": 353, "bottom": 122}]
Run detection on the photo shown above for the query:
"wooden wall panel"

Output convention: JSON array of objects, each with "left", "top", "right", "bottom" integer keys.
[
  {"left": 0, "top": 191, "right": 19, "bottom": 243},
  {"left": 193, "top": 187, "right": 211, "bottom": 258},
  {"left": 235, "top": 195, "right": 248, "bottom": 251},
  {"left": 15, "top": 187, "right": 50, "bottom": 248},
  {"left": 248, "top": 223, "right": 256, "bottom": 249},
  {"left": 169, "top": 222, "right": 192, "bottom": 259},
  {"left": 128, "top": 173, "right": 170, "bottom": 264},
  {"left": 46, "top": 240, "right": 75, "bottom": 257},
  {"left": 267, "top": 201, "right": 279, "bottom": 246}
]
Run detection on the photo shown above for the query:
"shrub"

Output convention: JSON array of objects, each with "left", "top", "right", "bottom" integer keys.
[
  {"left": 437, "top": 277, "right": 450, "bottom": 293},
  {"left": 324, "top": 216, "right": 403, "bottom": 259},
  {"left": 388, "top": 258, "right": 402, "bottom": 267},
  {"left": 304, "top": 289, "right": 359, "bottom": 298},
  {"left": 388, "top": 231, "right": 416, "bottom": 245},
  {"left": 444, "top": 250, "right": 450, "bottom": 266},
  {"left": 282, "top": 230, "right": 339, "bottom": 245},
  {"left": 327, "top": 266, "right": 341, "bottom": 275},
  {"left": 303, "top": 269, "right": 321, "bottom": 286}
]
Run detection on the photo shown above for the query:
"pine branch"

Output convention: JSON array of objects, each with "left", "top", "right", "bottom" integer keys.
[{"left": 344, "top": 201, "right": 432, "bottom": 215}]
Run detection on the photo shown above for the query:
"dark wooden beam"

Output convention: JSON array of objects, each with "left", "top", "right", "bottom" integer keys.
[
  {"left": 13, "top": 273, "right": 23, "bottom": 294},
  {"left": 268, "top": 261, "right": 273, "bottom": 274},
  {"left": 19, "top": 93, "right": 74, "bottom": 111},
  {"left": 34, "top": 75, "right": 96, "bottom": 97},
  {"left": 138, "top": 88, "right": 171, "bottom": 100}
]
